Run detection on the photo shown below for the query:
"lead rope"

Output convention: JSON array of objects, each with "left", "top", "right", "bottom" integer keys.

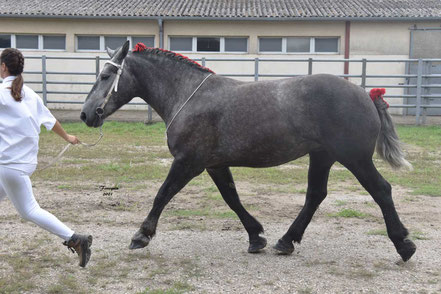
[
  {"left": 37, "top": 122, "right": 104, "bottom": 172},
  {"left": 165, "top": 73, "right": 213, "bottom": 137}
]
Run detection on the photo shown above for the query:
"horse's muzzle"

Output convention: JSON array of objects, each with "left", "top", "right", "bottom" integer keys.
[{"left": 80, "top": 108, "right": 103, "bottom": 127}]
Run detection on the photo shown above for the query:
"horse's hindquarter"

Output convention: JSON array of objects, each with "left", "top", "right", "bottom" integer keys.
[{"left": 292, "top": 74, "right": 381, "bottom": 159}]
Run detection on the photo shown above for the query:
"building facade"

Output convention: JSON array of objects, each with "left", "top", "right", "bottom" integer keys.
[{"left": 1, "top": 0, "right": 440, "bottom": 112}]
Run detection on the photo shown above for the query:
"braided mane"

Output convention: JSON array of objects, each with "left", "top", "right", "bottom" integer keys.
[{"left": 132, "top": 43, "right": 214, "bottom": 74}]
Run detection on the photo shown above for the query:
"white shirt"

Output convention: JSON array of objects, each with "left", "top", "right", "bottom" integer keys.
[{"left": 0, "top": 76, "right": 56, "bottom": 168}]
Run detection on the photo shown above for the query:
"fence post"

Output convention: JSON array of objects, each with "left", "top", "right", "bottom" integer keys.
[
  {"left": 42, "top": 55, "right": 47, "bottom": 106},
  {"left": 254, "top": 58, "right": 259, "bottom": 81},
  {"left": 361, "top": 58, "right": 367, "bottom": 89},
  {"left": 308, "top": 58, "right": 313, "bottom": 75},
  {"left": 415, "top": 59, "right": 423, "bottom": 125},
  {"left": 95, "top": 56, "right": 100, "bottom": 78},
  {"left": 422, "top": 60, "right": 431, "bottom": 125},
  {"left": 145, "top": 105, "right": 153, "bottom": 124}
]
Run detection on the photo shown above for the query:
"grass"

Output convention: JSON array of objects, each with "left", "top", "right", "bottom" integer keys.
[
  {"left": 34, "top": 122, "right": 441, "bottom": 198},
  {"left": 334, "top": 200, "right": 348, "bottom": 207},
  {"left": 0, "top": 244, "right": 72, "bottom": 294},
  {"left": 165, "top": 208, "right": 238, "bottom": 219},
  {"left": 410, "top": 230, "right": 429, "bottom": 240},
  {"left": 138, "top": 281, "right": 194, "bottom": 294},
  {"left": 367, "top": 228, "right": 429, "bottom": 241},
  {"left": 367, "top": 229, "right": 388, "bottom": 236},
  {"left": 329, "top": 208, "right": 370, "bottom": 219},
  {"left": 47, "top": 275, "right": 84, "bottom": 294}
]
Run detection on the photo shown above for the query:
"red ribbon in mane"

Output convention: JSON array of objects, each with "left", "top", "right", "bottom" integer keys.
[
  {"left": 133, "top": 42, "right": 147, "bottom": 52},
  {"left": 369, "top": 88, "right": 389, "bottom": 108},
  {"left": 131, "top": 42, "right": 214, "bottom": 73}
]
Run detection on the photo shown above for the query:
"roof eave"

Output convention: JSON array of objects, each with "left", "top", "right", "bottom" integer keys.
[{"left": 0, "top": 14, "right": 440, "bottom": 22}]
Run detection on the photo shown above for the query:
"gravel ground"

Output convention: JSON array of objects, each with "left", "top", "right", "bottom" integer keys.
[{"left": 1, "top": 178, "right": 440, "bottom": 293}]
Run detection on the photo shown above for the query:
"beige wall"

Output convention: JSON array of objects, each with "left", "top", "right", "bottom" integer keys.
[
  {"left": 0, "top": 18, "right": 159, "bottom": 52},
  {"left": 0, "top": 17, "right": 439, "bottom": 113},
  {"left": 350, "top": 21, "right": 440, "bottom": 55},
  {"left": 164, "top": 20, "right": 346, "bottom": 54}
]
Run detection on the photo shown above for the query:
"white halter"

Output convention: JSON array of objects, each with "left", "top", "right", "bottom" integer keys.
[
  {"left": 96, "top": 59, "right": 125, "bottom": 116},
  {"left": 37, "top": 60, "right": 125, "bottom": 171}
]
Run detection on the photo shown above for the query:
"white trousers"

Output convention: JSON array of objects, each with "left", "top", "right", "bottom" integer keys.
[{"left": 0, "top": 165, "right": 74, "bottom": 241}]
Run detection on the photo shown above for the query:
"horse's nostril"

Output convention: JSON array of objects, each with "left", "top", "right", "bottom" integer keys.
[{"left": 80, "top": 112, "right": 87, "bottom": 122}]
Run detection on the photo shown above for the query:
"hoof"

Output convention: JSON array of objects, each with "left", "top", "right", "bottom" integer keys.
[
  {"left": 397, "top": 238, "right": 416, "bottom": 262},
  {"left": 248, "top": 236, "right": 267, "bottom": 253},
  {"left": 273, "top": 238, "right": 294, "bottom": 255},
  {"left": 129, "top": 231, "right": 151, "bottom": 250}
]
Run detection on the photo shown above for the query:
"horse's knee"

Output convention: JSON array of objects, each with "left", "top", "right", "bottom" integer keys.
[
  {"left": 306, "top": 188, "right": 327, "bottom": 207},
  {"left": 371, "top": 180, "right": 392, "bottom": 206}
]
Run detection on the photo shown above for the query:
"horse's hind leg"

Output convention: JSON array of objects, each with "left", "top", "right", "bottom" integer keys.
[
  {"left": 207, "top": 167, "right": 266, "bottom": 253},
  {"left": 343, "top": 159, "right": 416, "bottom": 261},
  {"left": 130, "top": 158, "right": 204, "bottom": 249},
  {"left": 274, "top": 150, "right": 335, "bottom": 254}
]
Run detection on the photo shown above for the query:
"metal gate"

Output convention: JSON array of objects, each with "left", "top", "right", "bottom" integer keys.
[{"left": 407, "top": 28, "right": 441, "bottom": 117}]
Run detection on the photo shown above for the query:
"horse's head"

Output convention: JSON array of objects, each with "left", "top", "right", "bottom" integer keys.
[{"left": 81, "top": 40, "right": 136, "bottom": 127}]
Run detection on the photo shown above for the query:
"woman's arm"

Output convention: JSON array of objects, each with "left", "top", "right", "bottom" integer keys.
[{"left": 51, "top": 120, "right": 80, "bottom": 144}]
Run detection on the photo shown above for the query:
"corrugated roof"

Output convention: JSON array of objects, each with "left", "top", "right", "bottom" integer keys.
[{"left": 0, "top": 0, "right": 440, "bottom": 19}]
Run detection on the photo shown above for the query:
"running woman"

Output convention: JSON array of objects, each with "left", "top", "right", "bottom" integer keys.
[{"left": 0, "top": 48, "right": 92, "bottom": 267}]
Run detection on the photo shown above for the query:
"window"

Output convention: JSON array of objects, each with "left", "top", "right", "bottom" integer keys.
[
  {"left": 170, "top": 37, "right": 193, "bottom": 51},
  {"left": 0, "top": 34, "right": 66, "bottom": 50},
  {"left": 315, "top": 38, "right": 339, "bottom": 53},
  {"left": 16, "top": 35, "right": 38, "bottom": 49},
  {"left": 105, "top": 36, "right": 127, "bottom": 50},
  {"left": 225, "top": 37, "right": 248, "bottom": 52},
  {"left": 132, "top": 36, "right": 154, "bottom": 47},
  {"left": 43, "top": 35, "right": 65, "bottom": 50},
  {"left": 77, "top": 36, "right": 100, "bottom": 50},
  {"left": 287, "top": 37, "right": 310, "bottom": 53},
  {"left": 77, "top": 35, "right": 155, "bottom": 51},
  {"left": 0, "top": 35, "right": 11, "bottom": 48},
  {"left": 169, "top": 36, "right": 248, "bottom": 53},
  {"left": 259, "top": 38, "right": 282, "bottom": 52},
  {"left": 197, "top": 37, "right": 220, "bottom": 52},
  {"left": 259, "top": 37, "right": 339, "bottom": 53}
]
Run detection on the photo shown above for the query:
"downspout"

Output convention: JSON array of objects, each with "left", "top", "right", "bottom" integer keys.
[
  {"left": 344, "top": 21, "right": 351, "bottom": 80},
  {"left": 158, "top": 18, "right": 164, "bottom": 48},
  {"left": 405, "top": 25, "right": 417, "bottom": 115},
  {"left": 145, "top": 18, "right": 164, "bottom": 124}
]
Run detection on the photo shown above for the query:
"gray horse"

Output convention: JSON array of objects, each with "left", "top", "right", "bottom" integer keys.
[{"left": 81, "top": 41, "right": 416, "bottom": 261}]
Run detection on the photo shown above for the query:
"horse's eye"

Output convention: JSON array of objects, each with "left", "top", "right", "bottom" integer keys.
[{"left": 101, "top": 73, "right": 110, "bottom": 80}]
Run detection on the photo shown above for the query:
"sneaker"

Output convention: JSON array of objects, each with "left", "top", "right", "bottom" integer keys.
[{"left": 63, "top": 234, "right": 93, "bottom": 267}]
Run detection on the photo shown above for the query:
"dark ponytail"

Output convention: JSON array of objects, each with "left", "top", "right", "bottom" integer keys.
[{"left": 1, "top": 48, "right": 25, "bottom": 102}]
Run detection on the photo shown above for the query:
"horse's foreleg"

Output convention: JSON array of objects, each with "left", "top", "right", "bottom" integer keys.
[
  {"left": 207, "top": 167, "right": 266, "bottom": 253},
  {"left": 129, "top": 158, "right": 204, "bottom": 249},
  {"left": 274, "top": 150, "right": 335, "bottom": 255},
  {"left": 344, "top": 159, "right": 416, "bottom": 261}
]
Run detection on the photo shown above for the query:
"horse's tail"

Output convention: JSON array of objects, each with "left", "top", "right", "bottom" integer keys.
[{"left": 370, "top": 88, "right": 413, "bottom": 170}]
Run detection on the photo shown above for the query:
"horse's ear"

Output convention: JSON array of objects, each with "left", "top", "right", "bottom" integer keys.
[
  {"left": 106, "top": 47, "right": 116, "bottom": 58},
  {"left": 120, "top": 40, "right": 130, "bottom": 59}
]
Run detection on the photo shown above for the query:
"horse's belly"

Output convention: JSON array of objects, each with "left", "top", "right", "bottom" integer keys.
[{"left": 212, "top": 137, "right": 320, "bottom": 168}]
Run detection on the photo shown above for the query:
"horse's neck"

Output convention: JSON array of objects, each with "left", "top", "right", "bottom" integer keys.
[{"left": 134, "top": 58, "right": 207, "bottom": 124}]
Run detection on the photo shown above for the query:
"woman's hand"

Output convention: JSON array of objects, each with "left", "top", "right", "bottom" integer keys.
[
  {"left": 52, "top": 120, "right": 80, "bottom": 145},
  {"left": 66, "top": 134, "right": 80, "bottom": 145}
]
